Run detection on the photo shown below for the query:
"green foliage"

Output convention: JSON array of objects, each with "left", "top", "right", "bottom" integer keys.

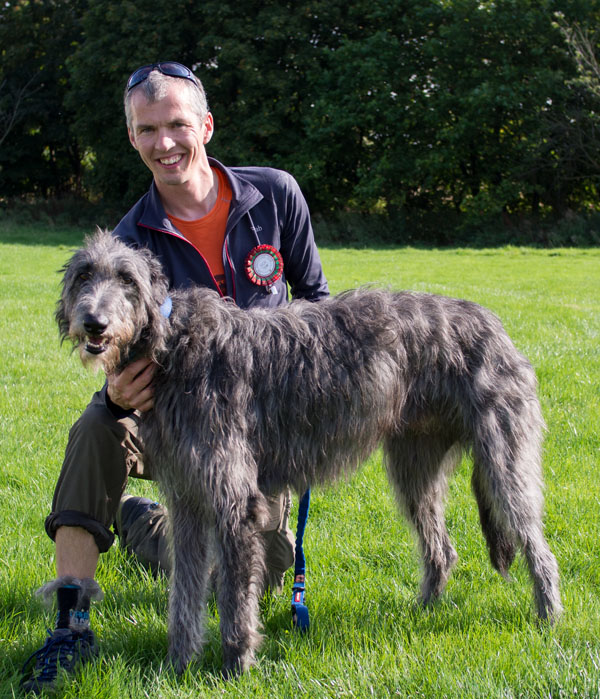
[
  {"left": 0, "top": 0, "right": 86, "bottom": 197},
  {"left": 4, "top": 1, "right": 600, "bottom": 238},
  {"left": 303, "top": 0, "right": 600, "bottom": 217},
  {"left": 1, "top": 223, "right": 599, "bottom": 696}
]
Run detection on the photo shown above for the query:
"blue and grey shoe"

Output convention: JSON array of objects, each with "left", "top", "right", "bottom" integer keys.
[{"left": 20, "top": 626, "right": 97, "bottom": 695}]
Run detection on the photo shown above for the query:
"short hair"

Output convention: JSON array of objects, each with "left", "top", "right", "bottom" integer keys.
[{"left": 124, "top": 69, "right": 209, "bottom": 129}]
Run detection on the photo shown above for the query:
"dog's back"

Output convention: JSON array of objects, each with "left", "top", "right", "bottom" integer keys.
[{"left": 147, "top": 285, "right": 540, "bottom": 495}]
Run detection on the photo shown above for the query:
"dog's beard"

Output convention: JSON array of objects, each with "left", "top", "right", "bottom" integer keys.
[
  {"left": 72, "top": 323, "right": 137, "bottom": 374},
  {"left": 69, "top": 308, "right": 139, "bottom": 374}
]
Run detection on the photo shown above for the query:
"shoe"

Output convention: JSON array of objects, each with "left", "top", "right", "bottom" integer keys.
[
  {"left": 20, "top": 627, "right": 97, "bottom": 695},
  {"left": 114, "top": 494, "right": 159, "bottom": 540}
]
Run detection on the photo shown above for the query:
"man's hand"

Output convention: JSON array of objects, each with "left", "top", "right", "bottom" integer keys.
[{"left": 106, "top": 358, "right": 156, "bottom": 412}]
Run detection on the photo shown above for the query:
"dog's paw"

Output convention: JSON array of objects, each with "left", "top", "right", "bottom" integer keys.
[{"left": 221, "top": 648, "right": 255, "bottom": 679}]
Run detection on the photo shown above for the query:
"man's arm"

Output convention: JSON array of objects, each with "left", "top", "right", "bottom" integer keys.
[{"left": 277, "top": 173, "right": 329, "bottom": 302}]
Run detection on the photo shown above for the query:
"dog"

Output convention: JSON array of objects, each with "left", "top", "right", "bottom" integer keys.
[{"left": 56, "top": 230, "right": 561, "bottom": 676}]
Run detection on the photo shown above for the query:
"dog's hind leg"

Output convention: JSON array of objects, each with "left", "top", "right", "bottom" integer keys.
[
  {"left": 384, "top": 433, "right": 461, "bottom": 605},
  {"left": 472, "top": 466, "right": 517, "bottom": 578},
  {"left": 214, "top": 491, "right": 267, "bottom": 678},
  {"left": 472, "top": 407, "right": 562, "bottom": 622},
  {"left": 166, "top": 495, "right": 214, "bottom": 673}
]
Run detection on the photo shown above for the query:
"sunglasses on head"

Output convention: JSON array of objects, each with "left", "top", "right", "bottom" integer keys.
[{"left": 126, "top": 62, "right": 198, "bottom": 92}]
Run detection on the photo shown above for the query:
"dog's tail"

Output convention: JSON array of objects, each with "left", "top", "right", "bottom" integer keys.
[{"left": 471, "top": 469, "right": 517, "bottom": 578}]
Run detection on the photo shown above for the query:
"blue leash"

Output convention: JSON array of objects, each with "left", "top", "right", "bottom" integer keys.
[{"left": 291, "top": 488, "right": 311, "bottom": 631}]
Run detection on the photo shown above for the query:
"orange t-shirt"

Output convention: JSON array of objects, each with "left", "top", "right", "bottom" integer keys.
[{"left": 168, "top": 167, "right": 232, "bottom": 295}]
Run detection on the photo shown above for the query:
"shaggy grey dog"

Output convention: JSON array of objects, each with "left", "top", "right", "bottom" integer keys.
[{"left": 57, "top": 230, "right": 561, "bottom": 676}]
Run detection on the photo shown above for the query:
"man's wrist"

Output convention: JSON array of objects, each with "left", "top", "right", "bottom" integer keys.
[{"left": 104, "top": 387, "right": 135, "bottom": 419}]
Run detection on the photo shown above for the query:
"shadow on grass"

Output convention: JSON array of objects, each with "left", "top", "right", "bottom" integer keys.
[{"left": 0, "top": 224, "right": 89, "bottom": 248}]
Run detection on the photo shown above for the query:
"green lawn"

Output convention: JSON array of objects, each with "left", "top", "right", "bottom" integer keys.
[{"left": 1, "top": 224, "right": 599, "bottom": 697}]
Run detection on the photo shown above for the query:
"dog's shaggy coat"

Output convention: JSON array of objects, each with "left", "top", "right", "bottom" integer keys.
[{"left": 57, "top": 230, "right": 561, "bottom": 675}]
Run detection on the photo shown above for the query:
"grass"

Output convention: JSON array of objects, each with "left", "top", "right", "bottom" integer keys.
[{"left": 1, "top": 222, "right": 599, "bottom": 697}]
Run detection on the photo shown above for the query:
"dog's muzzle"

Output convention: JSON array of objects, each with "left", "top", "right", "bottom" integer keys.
[{"left": 82, "top": 313, "right": 110, "bottom": 355}]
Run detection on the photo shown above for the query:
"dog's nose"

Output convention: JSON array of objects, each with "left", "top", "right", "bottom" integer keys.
[{"left": 83, "top": 314, "right": 109, "bottom": 335}]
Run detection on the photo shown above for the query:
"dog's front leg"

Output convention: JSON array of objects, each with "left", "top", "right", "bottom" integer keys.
[
  {"left": 166, "top": 494, "right": 214, "bottom": 673},
  {"left": 215, "top": 495, "right": 267, "bottom": 678}
]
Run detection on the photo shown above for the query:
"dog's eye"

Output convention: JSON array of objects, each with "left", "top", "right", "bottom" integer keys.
[
  {"left": 79, "top": 272, "right": 90, "bottom": 281},
  {"left": 120, "top": 274, "right": 134, "bottom": 285}
]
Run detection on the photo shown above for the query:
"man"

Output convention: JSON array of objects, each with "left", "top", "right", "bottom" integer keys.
[{"left": 21, "top": 61, "right": 328, "bottom": 694}]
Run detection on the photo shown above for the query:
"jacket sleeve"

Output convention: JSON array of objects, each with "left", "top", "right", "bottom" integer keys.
[{"left": 278, "top": 172, "right": 329, "bottom": 302}]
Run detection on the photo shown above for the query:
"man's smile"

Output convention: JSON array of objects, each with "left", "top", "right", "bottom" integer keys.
[{"left": 159, "top": 154, "right": 184, "bottom": 166}]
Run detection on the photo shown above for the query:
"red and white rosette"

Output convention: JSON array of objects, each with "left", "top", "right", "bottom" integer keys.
[{"left": 244, "top": 245, "right": 284, "bottom": 291}]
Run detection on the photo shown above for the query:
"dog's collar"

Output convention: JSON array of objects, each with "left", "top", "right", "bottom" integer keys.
[{"left": 159, "top": 296, "right": 173, "bottom": 319}]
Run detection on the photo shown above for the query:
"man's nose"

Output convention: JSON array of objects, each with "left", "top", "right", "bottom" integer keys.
[{"left": 156, "top": 129, "right": 176, "bottom": 150}]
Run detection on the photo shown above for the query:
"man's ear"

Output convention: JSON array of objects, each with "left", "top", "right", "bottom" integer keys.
[
  {"left": 203, "top": 112, "right": 214, "bottom": 145},
  {"left": 128, "top": 127, "right": 139, "bottom": 151}
]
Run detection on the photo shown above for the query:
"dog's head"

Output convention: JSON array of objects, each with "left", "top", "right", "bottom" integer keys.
[{"left": 56, "top": 229, "right": 170, "bottom": 372}]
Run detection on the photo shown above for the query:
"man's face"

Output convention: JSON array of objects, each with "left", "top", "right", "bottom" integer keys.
[{"left": 127, "top": 82, "right": 214, "bottom": 189}]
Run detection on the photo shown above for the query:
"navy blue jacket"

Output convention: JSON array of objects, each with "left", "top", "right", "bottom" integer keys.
[{"left": 113, "top": 157, "right": 329, "bottom": 309}]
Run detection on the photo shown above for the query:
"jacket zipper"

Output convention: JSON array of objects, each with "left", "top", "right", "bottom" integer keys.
[{"left": 143, "top": 225, "right": 229, "bottom": 300}]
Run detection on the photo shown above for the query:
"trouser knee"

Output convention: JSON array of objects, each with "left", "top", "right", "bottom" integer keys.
[{"left": 46, "top": 389, "right": 145, "bottom": 553}]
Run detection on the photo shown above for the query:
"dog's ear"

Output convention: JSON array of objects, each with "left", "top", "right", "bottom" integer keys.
[
  {"left": 55, "top": 248, "right": 83, "bottom": 344},
  {"left": 149, "top": 254, "right": 170, "bottom": 306},
  {"left": 55, "top": 230, "right": 104, "bottom": 343},
  {"left": 135, "top": 247, "right": 171, "bottom": 360},
  {"left": 55, "top": 292, "right": 69, "bottom": 343}
]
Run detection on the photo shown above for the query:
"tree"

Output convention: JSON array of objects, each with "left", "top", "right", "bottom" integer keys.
[
  {"left": 557, "top": 14, "right": 600, "bottom": 99},
  {"left": 0, "top": 0, "right": 86, "bottom": 197},
  {"left": 5, "top": 0, "right": 600, "bottom": 233},
  {"left": 302, "top": 0, "right": 599, "bottom": 219},
  {"left": 0, "top": 74, "right": 42, "bottom": 150}
]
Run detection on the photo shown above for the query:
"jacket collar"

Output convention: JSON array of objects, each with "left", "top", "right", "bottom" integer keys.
[{"left": 137, "top": 157, "right": 263, "bottom": 234}]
